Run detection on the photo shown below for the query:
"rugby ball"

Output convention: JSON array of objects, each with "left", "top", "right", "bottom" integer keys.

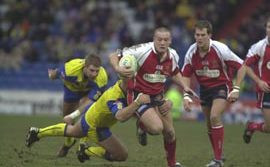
[{"left": 119, "top": 55, "right": 137, "bottom": 73}]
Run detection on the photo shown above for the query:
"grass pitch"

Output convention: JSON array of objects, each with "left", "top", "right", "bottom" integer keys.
[{"left": 0, "top": 114, "right": 269, "bottom": 167}]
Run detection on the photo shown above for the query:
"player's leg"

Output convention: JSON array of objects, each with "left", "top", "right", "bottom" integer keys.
[
  {"left": 136, "top": 106, "right": 164, "bottom": 146},
  {"left": 58, "top": 86, "right": 81, "bottom": 157},
  {"left": 157, "top": 108, "right": 182, "bottom": 167},
  {"left": 202, "top": 106, "right": 213, "bottom": 151},
  {"left": 243, "top": 107, "right": 270, "bottom": 143},
  {"left": 243, "top": 93, "right": 270, "bottom": 144},
  {"left": 57, "top": 101, "right": 79, "bottom": 157},
  {"left": 139, "top": 107, "right": 164, "bottom": 134},
  {"left": 206, "top": 98, "right": 227, "bottom": 167},
  {"left": 77, "top": 128, "right": 128, "bottom": 162},
  {"left": 26, "top": 120, "right": 85, "bottom": 148}
]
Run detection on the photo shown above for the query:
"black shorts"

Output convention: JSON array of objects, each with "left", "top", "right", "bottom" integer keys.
[
  {"left": 200, "top": 85, "right": 228, "bottom": 107},
  {"left": 129, "top": 90, "right": 165, "bottom": 117},
  {"left": 257, "top": 92, "right": 270, "bottom": 109}
]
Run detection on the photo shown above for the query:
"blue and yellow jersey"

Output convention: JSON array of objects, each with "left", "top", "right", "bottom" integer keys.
[
  {"left": 85, "top": 80, "right": 127, "bottom": 128},
  {"left": 57, "top": 59, "right": 108, "bottom": 100}
]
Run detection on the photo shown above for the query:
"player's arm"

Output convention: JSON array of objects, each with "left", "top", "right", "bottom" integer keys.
[
  {"left": 246, "top": 65, "right": 270, "bottom": 92},
  {"left": 115, "top": 93, "right": 150, "bottom": 122},
  {"left": 109, "top": 51, "right": 133, "bottom": 78},
  {"left": 227, "top": 64, "right": 246, "bottom": 102}
]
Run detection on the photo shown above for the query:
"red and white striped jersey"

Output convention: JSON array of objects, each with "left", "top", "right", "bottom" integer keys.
[
  {"left": 245, "top": 37, "right": 270, "bottom": 89},
  {"left": 119, "top": 42, "right": 180, "bottom": 95},
  {"left": 182, "top": 40, "right": 243, "bottom": 88}
]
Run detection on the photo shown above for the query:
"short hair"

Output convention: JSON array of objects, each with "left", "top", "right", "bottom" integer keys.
[
  {"left": 194, "top": 20, "right": 213, "bottom": 34},
  {"left": 85, "top": 53, "right": 101, "bottom": 67},
  {"left": 154, "top": 27, "right": 171, "bottom": 36}
]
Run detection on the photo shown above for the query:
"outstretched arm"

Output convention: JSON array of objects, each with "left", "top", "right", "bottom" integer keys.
[{"left": 115, "top": 93, "right": 150, "bottom": 122}]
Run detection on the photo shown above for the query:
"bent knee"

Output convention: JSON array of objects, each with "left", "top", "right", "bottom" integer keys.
[
  {"left": 210, "top": 114, "right": 222, "bottom": 125},
  {"left": 147, "top": 124, "right": 163, "bottom": 135}
]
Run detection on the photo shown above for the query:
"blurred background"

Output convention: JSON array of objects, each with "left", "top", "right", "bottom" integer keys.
[{"left": 0, "top": 0, "right": 269, "bottom": 123}]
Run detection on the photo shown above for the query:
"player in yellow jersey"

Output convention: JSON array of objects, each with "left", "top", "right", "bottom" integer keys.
[
  {"left": 25, "top": 79, "right": 151, "bottom": 162},
  {"left": 48, "top": 54, "right": 108, "bottom": 157}
]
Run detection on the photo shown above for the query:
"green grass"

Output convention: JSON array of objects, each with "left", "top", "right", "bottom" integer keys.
[{"left": 0, "top": 114, "right": 269, "bottom": 167}]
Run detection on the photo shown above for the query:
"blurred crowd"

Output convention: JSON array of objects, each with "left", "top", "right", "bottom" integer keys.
[{"left": 0, "top": 0, "right": 269, "bottom": 90}]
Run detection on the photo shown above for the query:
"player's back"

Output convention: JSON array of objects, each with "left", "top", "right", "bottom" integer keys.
[{"left": 85, "top": 80, "right": 127, "bottom": 128}]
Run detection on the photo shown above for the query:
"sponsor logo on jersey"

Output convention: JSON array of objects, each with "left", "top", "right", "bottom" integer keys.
[
  {"left": 195, "top": 66, "right": 220, "bottom": 78},
  {"left": 143, "top": 71, "right": 166, "bottom": 83}
]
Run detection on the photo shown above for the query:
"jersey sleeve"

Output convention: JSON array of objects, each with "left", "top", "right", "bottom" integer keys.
[
  {"left": 181, "top": 46, "right": 195, "bottom": 77},
  {"left": 170, "top": 48, "right": 180, "bottom": 76},
  {"left": 95, "top": 67, "right": 108, "bottom": 89},
  {"left": 244, "top": 43, "right": 261, "bottom": 66},
  {"left": 222, "top": 45, "right": 243, "bottom": 70},
  {"left": 107, "top": 100, "right": 124, "bottom": 116}
]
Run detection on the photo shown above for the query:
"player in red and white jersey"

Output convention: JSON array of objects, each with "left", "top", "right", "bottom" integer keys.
[
  {"left": 232, "top": 17, "right": 270, "bottom": 145},
  {"left": 109, "top": 27, "right": 195, "bottom": 167},
  {"left": 182, "top": 20, "right": 243, "bottom": 167}
]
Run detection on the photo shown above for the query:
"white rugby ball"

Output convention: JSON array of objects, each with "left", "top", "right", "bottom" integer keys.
[{"left": 119, "top": 55, "right": 137, "bottom": 73}]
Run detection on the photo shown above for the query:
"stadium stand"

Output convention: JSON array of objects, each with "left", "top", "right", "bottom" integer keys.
[{"left": 0, "top": 0, "right": 268, "bottom": 93}]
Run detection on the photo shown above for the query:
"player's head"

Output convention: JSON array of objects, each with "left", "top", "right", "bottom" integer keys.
[
  {"left": 84, "top": 53, "right": 101, "bottom": 80},
  {"left": 153, "top": 27, "right": 172, "bottom": 55},
  {"left": 266, "top": 15, "right": 270, "bottom": 38},
  {"left": 194, "top": 20, "right": 212, "bottom": 49}
]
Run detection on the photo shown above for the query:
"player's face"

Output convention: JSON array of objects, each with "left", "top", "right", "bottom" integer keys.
[
  {"left": 153, "top": 31, "right": 172, "bottom": 54},
  {"left": 266, "top": 21, "right": 270, "bottom": 38},
  {"left": 84, "top": 64, "right": 100, "bottom": 80},
  {"left": 194, "top": 28, "right": 211, "bottom": 49}
]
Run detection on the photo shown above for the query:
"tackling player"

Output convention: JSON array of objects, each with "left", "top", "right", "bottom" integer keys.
[
  {"left": 26, "top": 79, "right": 151, "bottom": 163},
  {"left": 48, "top": 54, "right": 108, "bottom": 157}
]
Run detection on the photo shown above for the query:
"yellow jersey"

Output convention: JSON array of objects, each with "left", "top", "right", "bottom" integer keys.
[
  {"left": 85, "top": 80, "right": 127, "bottom": 128},
  {"left": 58, "top": 59, "right": 108, "bottom": 100}
]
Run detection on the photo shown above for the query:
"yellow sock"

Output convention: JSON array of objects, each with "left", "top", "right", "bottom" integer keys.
[
  {"left": 85, "top": 146, "right": 105, "bottom": 159},
  {"left": 79, "top": 137, "right": 89, "bottom": 145},
  {"left": 38, "top": 123, "right": 66, "bottom": 138},
  {"left": 64, "top": 137, "right": 75, "bottom": 147}
]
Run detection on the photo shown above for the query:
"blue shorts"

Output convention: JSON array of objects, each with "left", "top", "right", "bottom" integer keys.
[{"left": 63, "top": 86, "right": 88, "bottom": 102}]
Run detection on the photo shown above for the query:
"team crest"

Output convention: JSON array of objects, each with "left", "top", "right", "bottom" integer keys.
[
  {"left": 267, "top": 61, "right": 270, "bottom": 70},
  {"left": 116, "top": 101, "right": 123, "bottom": 110},
  {"left": 93, "top": 91, "right": 102, "bottom": 100}
]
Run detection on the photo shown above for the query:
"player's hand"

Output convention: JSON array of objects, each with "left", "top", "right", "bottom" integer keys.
[
  {"left": 135, "top": 93, "right": 150, "bottom": 105},
  {"left": 116, "top": 66, "right": 134, "bottom": 78},
  {"left": 183, "top": 86, "right": 199, "bottom": 99},
  {"left": 158, "top": 99, "right": 172, "bottom": 116},
  {"left": 63, "top": 116, "right": 73, "bottom": 124},
  {"left": 227, "top": 86, "right": 240, "bottom": 103},
  {"left": 48, "top": 69, "right": 58, "bottom": 80},
  {"left": 258, "top": 80, "right": 270, "bottom": 92},
  {"left": 183, "top": 93, "right": 193, "bottom": 112}
]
